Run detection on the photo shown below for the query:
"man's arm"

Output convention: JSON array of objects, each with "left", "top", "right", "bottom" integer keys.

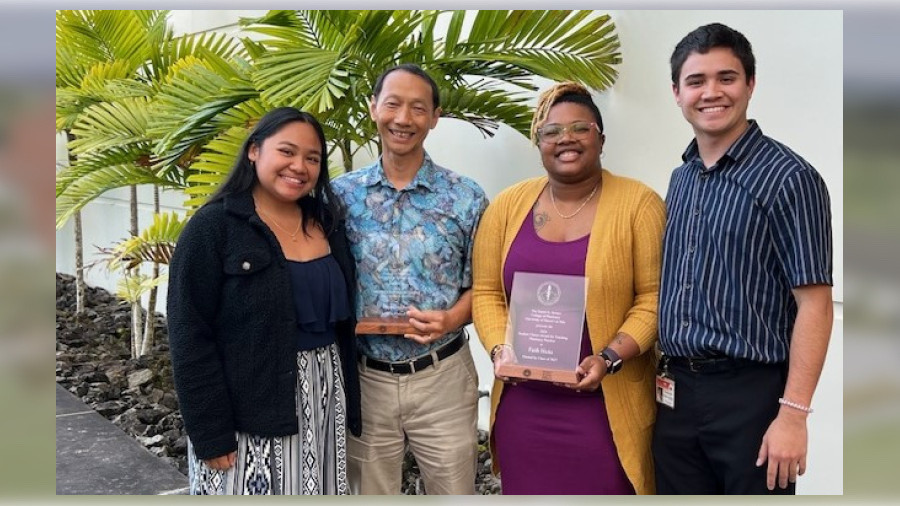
[
  {"left": 405, "top": 289, "right": 473, "bottom": 344},
  {"left": 756, "top": 283, "right": 833, "bottom": 490}
]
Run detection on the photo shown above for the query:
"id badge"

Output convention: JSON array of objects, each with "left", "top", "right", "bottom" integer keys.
[{"left": 656, "top": 373, "right": 675, "bottom": 409}]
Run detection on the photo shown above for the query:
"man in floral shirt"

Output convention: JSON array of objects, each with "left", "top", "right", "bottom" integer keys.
[{"left": 332, "top": 63, "right": 488, "bottom": 495}]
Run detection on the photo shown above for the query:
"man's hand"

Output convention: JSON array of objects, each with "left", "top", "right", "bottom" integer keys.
[
  {"left": 204, "top": 451, "right": 237, "bottom": 470},
  {"left": 756, "top": 409, "right": 808, "bottom": 490},
  {"left": 404, "top": 306, "right": 456, "bottom": 344}
]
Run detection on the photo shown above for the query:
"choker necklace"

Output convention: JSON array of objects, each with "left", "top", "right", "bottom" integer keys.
[
  {"left": 550, "top": 180, "right": 600, "bottom": 219},
  {"left": 256, "top": 206, "right": 302, "bottom": 241}
]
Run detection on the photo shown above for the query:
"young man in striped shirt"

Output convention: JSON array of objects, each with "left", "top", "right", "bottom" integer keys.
[{"left": 652, "top": 23, "right": 834, "bottom": 495}]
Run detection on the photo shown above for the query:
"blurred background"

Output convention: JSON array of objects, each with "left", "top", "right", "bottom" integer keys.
[
  {"left": 0, "top": 1, "right": 891, "bottom": 499},
  {"left": 843, "top": 8, "right": 900, "bottom": 500},
  {"left": 1, "top": 6, "right": 54, "bottom": 497}
]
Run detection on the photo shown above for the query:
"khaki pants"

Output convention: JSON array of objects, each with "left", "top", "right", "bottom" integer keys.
[{"left": 348, "top": 340, "right": 479, "bottom": 495}]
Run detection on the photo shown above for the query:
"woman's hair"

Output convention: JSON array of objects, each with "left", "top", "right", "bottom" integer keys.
[
  {"left": 206, "top": 107, "right": 341, "bottom": 235},
  {"left": 530, "top": 82, "right": 604, "bottom": 145}
]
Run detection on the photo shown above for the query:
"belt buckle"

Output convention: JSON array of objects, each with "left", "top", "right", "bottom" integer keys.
[
  {"left": 389, "top": 360, "right": 413, "bottom": 375},
  {"left": 688, "top": 357, "right": 700, "bottom": 373}
]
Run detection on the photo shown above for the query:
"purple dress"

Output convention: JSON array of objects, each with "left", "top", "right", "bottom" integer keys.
[{"left": 493, "top": 209, "right": 634, "bottom": 495}]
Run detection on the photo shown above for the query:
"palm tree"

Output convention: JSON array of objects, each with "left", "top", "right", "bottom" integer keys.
[
  {"left": 56, "top": 10, "right": 169, "bottom": 316},
  {"left": 94, "top": 211, "right": 187, "bottom": 356},
  {"left": 55, "top": 10, "right": 244, "bottom": 356},
  {"left": 152, "top": 9, "right": 622, "bottom": 206}
]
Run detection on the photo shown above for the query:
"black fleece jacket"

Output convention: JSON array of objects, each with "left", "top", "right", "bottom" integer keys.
[{"left": 166, "top": 190, "right": 360, "bottom": 461}]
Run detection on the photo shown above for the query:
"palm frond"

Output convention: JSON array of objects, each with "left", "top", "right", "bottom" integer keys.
[
  {"left": 68, "top": 97, "right": 153, "bottom": 156},
  {"left": 113, "top": 272, "right": 168, "bottom": 304},
  {"left": 56, "top": 11, "right": 151, "bottom": 69},
  {"left": 153, "top": 31, "right": 247, "bottom": 83},
  {"left": 56, "top": 144, "right": 157, "bottom": 197},
  {"left": 150, "top": 60, "right": 257, "bottom": 170},
  {"left": 181, "top": 126, "right": 251, "bottom": 210},
  {"left": 240, "top": 10, "right": 319, "bottom": 49},
  {"left": 254, "top": 48, "right": 349, "bottom": 111},
  {"left": 96, "top": 211, "right": 187, "bottom": 270},
  {"left": 440, "top": 86, "right": 534, "bottom": 138},
  {"left": 433, "top": 11, "right": 621, "bottom": 92},
  {"left": 56, "top": 162, "right": 181, "bottom": 229}
]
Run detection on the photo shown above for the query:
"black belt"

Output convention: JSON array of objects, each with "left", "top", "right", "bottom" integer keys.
[
  {"left": 360, "top": 333, "right": 465, "bottom": 375},
  {"left": 662, "top": 355, "right": 773, "bottom": 374}
]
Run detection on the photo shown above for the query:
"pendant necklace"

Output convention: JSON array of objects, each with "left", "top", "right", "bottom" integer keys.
[
  {"left": 550, "top": 180, "right": 600, "bottom": 219},
  {"left": 256, "top": 206, "right": 302, "bottom": 241}
]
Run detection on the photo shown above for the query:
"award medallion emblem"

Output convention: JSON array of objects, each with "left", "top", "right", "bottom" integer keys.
[{"left": 536, "top": 281, "right": 562, "bottom": 306}]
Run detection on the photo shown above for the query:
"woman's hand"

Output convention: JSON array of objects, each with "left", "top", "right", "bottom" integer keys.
[
  {"left": 491, "top": 344, "right": 521, "bottom": 384},
  {"left": 204, "top": 451, "right": 237, "bottom": 470},
  {"left": 563, "top": 354, "right": 607, "bottom": 392}
]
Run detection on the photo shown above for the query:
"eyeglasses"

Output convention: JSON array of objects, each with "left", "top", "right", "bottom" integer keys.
[{"left": 536, "top": 121, "right": 600, "bottom": 143}]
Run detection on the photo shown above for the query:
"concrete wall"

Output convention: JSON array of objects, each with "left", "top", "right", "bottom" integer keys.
[{"left": 55, "top": 10, "right": 843, "bottom": 494}]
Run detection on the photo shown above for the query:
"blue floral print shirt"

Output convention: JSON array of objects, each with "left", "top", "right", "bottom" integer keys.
[{"left": 331, "top": 153, "right": 488, "bottom": 361}]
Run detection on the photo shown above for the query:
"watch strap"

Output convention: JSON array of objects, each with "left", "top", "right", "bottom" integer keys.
[{"left": 599, "top": 348, "right": 623, "bottom": 374}]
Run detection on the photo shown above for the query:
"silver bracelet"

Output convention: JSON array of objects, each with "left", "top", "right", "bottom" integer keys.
[{"left": 778, "top": 397, "right": 814, "bottom": 414}]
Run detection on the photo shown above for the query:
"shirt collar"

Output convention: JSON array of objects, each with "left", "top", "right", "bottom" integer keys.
[
  {"left": 361, "top": 152, "right": 439, "bottom": 191},
  {"left": 681, "top": 119, "right": 763, "bottom": 168},
  {"left": 223, "top": 189, "right": 256, "bottom": 218}
]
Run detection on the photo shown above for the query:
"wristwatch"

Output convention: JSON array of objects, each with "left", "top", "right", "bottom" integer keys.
[{"left": 599, "top": 348, "right": 623, "bottom": 375}]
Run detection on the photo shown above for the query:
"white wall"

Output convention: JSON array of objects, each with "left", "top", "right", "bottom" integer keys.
[{"left": 55, "top": 10, "right": 843, "bottom": 494}]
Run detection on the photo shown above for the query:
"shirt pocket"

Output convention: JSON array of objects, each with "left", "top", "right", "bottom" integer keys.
[
  {"left": 222, "top": 248, "right": 272, "bottom": 276},
  {"left": 220, "top": 248, "right": 274, "bottom": 324}
]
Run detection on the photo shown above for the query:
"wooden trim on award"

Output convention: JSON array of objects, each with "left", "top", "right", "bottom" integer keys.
[
  {"left": 497, "top": 364, "right": 579, "bottom": 384},
  {"left": 355, "top": 317, "right": 420, "bottom": 336}
]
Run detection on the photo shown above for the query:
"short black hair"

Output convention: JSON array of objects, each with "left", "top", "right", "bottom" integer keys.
[
  {"left": 670, "top": 23, "right": 756, "bottom": 88},
  {"left": 207, "top": 107, "right": 341, "bottom": 236},
  {"left": 372, "top": 63, "right": 441, "bottom": 110},
  {"left": 553, "top": 94, "right": 604, "bottom": 133}
]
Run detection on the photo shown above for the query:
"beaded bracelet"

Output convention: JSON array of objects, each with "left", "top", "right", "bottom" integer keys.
[{"left": 778, "top": 397, "right": 814, "bottom": 414}]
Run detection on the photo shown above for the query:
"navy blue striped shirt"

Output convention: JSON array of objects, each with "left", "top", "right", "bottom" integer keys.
[{"left": 658, "top": 121, "right": 833, "bottom": 363}]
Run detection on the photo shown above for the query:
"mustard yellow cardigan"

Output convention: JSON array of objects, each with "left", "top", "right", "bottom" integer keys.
[{"left": 472, "top": 170, "right": 665, "bottom": 495}]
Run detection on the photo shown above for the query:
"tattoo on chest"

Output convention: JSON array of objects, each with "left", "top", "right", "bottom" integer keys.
[{"left": 533, "top": 203, "right": 550, "bottom": 230}]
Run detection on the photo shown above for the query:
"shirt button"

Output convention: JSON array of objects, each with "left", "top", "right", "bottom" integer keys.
[
  {"left": 684, "top": 283, "right": 692, "bottom": 289},
  {"left": 693, "top": 208, "right": 700, "bottom": 216},
  {"left": 689, "top": 246, "right": 695, "bottom": 253},
  {"left": 242, "top": 261, "right": 251, "bottom": 271},
  {"left": 682, "top": 321, "right": 690, "bottom": 328}
]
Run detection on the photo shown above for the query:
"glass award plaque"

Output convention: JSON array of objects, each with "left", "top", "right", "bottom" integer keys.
[{"left": 496, "top": 272, "right": 587, "bottom": 384}]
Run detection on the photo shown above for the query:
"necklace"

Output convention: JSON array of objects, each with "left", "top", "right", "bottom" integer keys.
[
  {"left": 549, "top": 180, "right": 600, "bottom": 219},
  {"left": 256, "top": 206, "right": 302, "bottom": 242}
]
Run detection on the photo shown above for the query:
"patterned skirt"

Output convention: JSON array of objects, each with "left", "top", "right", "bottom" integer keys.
[{"left": 187, "top": 344, "right": 348, "bottom": 495}]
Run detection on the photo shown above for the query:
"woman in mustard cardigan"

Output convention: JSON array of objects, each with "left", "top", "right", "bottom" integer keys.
[{"left": 472, "top": 82, "right": 665, "bottom": 495}]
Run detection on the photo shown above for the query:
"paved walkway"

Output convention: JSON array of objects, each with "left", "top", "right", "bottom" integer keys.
[{"left": 56, "top": 384, "right": 189, "bottom": 495}]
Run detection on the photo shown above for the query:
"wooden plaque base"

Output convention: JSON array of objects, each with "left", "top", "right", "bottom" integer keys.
[
  {"left": 355, "top": 317, "right": 420, "bottom": 336},
  {"left": 497, "top": 364, "right": 579, "bottom": 384}
]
